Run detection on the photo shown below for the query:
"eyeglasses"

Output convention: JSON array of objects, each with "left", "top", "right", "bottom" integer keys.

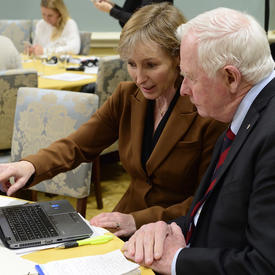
[{"left": 80, "top": 58, "right": 99, "bottom": 67}]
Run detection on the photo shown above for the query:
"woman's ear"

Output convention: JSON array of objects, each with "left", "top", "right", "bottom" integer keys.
[{"left": 223, "top": 65, "right": 241, "bottom": 93}]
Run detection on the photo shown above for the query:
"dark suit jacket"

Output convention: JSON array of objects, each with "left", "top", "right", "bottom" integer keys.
[
  {"left": 110, "top": 0, "right": 174, "bottom": 27},
  {"left": 24, "top": 82, "right": 226, "bottom": 228},
  {"left": 175, "top": 78, "right": 275, "bottom": 274}
]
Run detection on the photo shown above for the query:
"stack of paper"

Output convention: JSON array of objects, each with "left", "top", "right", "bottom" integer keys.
[{"left": 35, "top": 249, "right": 140, "bottom": 275}]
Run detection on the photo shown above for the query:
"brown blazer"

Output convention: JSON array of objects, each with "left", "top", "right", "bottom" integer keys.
[{"left": 24, "top": 82, "right": 226, "bottom": 228}]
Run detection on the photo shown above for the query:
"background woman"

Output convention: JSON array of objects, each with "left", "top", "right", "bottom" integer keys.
[
  {"left": 30, "top": 0, "right": 80, "bottom": 56},
  {"left": 91, "top": 0, "right": 173, "bottom": 27},
  {"left": 0, "top": 3, "right": 226, "bottom": 238}
]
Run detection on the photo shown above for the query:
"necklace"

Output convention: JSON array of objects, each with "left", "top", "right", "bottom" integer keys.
[
  {"left": 156, "top": 101, "right": 168, "bottom": 118},
  {"left": 160, "top": 109, "right": 166, "bottom": 117},
  {"left": 159, "top": 106, "right": 168, "bottom": 117}
]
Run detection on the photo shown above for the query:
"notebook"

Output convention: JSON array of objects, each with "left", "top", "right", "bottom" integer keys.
[{"left": 0, "top": 199, "right": 93, "bottom": 249}]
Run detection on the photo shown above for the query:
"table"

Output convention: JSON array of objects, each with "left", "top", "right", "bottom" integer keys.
[{"left": 22, "top": 55, "right": 97, "bottom": 91}]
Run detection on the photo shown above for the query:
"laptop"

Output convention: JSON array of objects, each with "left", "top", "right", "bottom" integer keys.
[{"left": 0, "top": 199, "right": 93, "bottom": 249}]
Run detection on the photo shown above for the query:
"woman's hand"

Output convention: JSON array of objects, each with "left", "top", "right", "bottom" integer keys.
[
  {"left": 90, "top": 212, "right": 137, "bottom": 237},
  {"left": 0, "top": 161, "right": 35, "bottom": 196},
  {"left": 91, "top": 0, "right": 114, "bottom": 13},
  {"left": 32, "top": 45, "right": 44, "bottom": 56}
]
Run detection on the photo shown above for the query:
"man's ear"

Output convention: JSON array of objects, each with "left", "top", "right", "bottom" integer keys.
[
  {"left": 174, "top": 55, "right": 180, "bottom": 67},
  {"left": 223, "top": 65, "right": 241, "bottom": 93}
]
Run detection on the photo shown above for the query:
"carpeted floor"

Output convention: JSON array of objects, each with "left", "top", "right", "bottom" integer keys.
[{"left": 36, "top": 161, "right": 130, "bottom": 221}]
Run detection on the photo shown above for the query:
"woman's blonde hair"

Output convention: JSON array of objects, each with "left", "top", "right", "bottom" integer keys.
[
  {"left": 41, "top": 0, "right": 69, "bottom": 40},
  {"left": 118, "top": 3, "right": 186, "bottom": 60}
]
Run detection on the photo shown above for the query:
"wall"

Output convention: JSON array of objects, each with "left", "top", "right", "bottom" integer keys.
[{"left": 0, "top": 0, "right": 274, "bottom": 32}]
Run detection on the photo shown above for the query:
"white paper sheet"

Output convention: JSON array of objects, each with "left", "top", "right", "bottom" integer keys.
[
  {"left": 0, "top": 196, "right": 28, "bottom": 207},
  {"left": 0, "top": 246, "right": 37, "bottom": 275},
  {"left": 84, "top": 66, "right": 98, "bottom": 74},
  {"left": 36, "top": 249, "right": 140, "bottom": 275},
  {"left": 42, "top": 73, "right": 94, "bottom": 81}
]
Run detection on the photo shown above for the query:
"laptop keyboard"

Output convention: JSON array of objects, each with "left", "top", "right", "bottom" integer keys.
[{"left": 3, "top": 204, "right": 58, "bottom": 241}]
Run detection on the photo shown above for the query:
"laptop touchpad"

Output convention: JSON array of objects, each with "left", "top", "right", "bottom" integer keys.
[{"left": 50, "top": 213, "right": 91, "bottom": 235}]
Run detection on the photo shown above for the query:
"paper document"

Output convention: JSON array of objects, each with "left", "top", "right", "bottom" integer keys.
[
  {"left": 84, "top": 66, "right": 98, "bottom": 74},
  {"left": 0, "top": 195, "right": 27, "bottom": 207},
  {"left": 35, "top": 249, "right": 140, "bottom": 275},
  {"left": 0, "top": 246, "right": 37, "bottom": 275},
  {"left": 42, "top": 73, "right": 94, "bottom": 81}
]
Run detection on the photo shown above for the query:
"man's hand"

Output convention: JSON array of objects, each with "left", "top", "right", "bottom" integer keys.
[
  {"left": 123, "top": 221, "right": 170, "bottom": 265},
  {"left": 90, "top": 212, "right": 137, "bottom": 237},
  {"left": 123, "top": 221, "right": 186, "bottom": 275},
  {"left": 0, "top": 161, "right": 35, "bottom": 196},
  {"left": 150, "top": 223, "right": 186, "bottom": 275}
]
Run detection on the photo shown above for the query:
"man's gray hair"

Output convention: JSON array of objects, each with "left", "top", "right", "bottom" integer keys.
[{"left": 176, "top": 7, "right": 275, "bottom": 85}]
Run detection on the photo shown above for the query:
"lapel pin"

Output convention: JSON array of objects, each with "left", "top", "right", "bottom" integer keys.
[{"left": 246, "top": 124, "right": 251, "bottom": 130}]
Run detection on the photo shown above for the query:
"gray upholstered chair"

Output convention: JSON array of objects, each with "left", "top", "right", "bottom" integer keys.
[
  {"left": 79, "top": 31, "right": 91, "bottom": 55},
  {"left": 0, "top": 69, "right": 38, "bottom": 151},
  {"left": 10, "top": 87, "right": 101, "bottom": 216},
  {"left": 0, "top": 20, "right": 32, "bottom": 52},
  {"left": 95, "top": 55, "right": 131, "bottom": 107},
  {"left": 95, "top": 55, "right": 131, "bottom": 156}
]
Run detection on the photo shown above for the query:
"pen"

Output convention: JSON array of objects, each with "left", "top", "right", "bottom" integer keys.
[{"left": 57, "top": 234, "right": 113, "bottom": 249}]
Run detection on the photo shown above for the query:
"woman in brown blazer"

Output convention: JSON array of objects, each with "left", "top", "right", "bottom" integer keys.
[{"left": 0, "top": 3, "right": 226, "bottom": 238}]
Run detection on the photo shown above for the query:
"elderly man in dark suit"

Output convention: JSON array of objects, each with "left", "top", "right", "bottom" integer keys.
[{"left": 123, "top": 7, "right": 275, "bottom": 275}]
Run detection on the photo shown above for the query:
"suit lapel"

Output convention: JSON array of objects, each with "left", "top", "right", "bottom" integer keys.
[
  {"left": 187, "top": 132, "right": 224, "bottom": 212},
  {"left": 130, "top": 89, "right": 148, "bottom": 176},
  {"left": 213, "top": 79, "right": 275, "bottom": 190},
  {"left": 130, "top": 89, "right": 198, "bottom": 176},
  {"left": 214, "top": 114, "right": 258, "bottom": 185},
  {"left": 202, "top": 78, "right": 275, "bottom": 199},
  {"left": 146, "top": 96, "right": 197, "bottom": 175}
]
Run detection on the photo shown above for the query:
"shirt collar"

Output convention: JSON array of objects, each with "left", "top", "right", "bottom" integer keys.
[{"left": 231, "top": 70, "right": 275, "bottom": 135}]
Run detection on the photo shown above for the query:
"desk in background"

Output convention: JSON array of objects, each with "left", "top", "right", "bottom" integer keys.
[{"left": 22, "top": 55, "right": 96, "bottom": 91}]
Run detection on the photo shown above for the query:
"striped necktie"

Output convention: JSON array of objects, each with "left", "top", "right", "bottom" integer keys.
[{"left": 185, "top": 128, "right": 235, "bottom": 245}]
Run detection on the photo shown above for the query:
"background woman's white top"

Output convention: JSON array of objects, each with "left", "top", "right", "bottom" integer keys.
[{"left": 33, "top": 18, "right": 81, "bottom": 55}]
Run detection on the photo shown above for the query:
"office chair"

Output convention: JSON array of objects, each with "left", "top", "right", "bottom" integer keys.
[
  {"left": 0, "top": 69, "right": 37, "bottom": 151},
  {"left": 94, "top": 55, "right": 132, "bottom": 158},
  {"left": 79, "top": 31, "right": 91, "bottom": 55},
  {"left": 10, "top": 87, "right": 101, "bottom": 217},
  {"left": 0, "top": 19, "right": 32, "bottom": 52}
]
